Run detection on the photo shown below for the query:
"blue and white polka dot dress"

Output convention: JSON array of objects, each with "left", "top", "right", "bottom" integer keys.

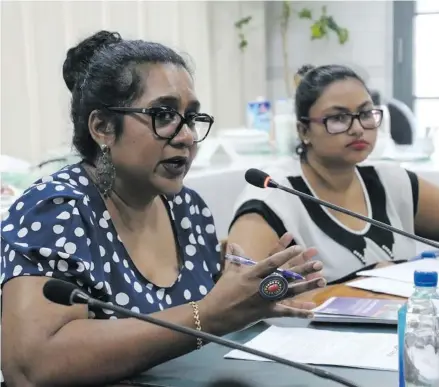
[{"left": 0, "top": 163, "right": 221, "bottom": 319}]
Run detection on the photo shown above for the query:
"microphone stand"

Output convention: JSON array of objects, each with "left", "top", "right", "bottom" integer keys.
[{"left": 71, "top": 291, "right": 360, "bottom": 387}]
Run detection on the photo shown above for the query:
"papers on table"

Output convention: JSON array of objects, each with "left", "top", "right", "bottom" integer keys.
[
  {"left": 347, "top": 277, "right": 417, "bottom": 298},
  {"left": 357, "top": 259, "right": 439, "bottom": 283},
  {"left": 350, "top": 259, "right": 439, "bottom": 298},
  {"left": 225, "top": 326, "right": 398, "bottom": 371}
]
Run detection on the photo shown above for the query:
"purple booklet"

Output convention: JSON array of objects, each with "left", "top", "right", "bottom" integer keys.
[{"left": 312, "top": 297, "right": 405, "bottom": 325}]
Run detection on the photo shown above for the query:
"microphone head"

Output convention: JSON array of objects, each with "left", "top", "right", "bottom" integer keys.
[
  {"left": 43, "top": 279, "right": 80, "bottom": 306},
  {"left": 244, "top": 168, "right": 277, "bottom": 189}
]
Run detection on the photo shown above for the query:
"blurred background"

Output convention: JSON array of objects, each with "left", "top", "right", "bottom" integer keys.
[
  {"left": 2, "top": 0, "right": 438, "bottom": 161},
  {"left": 1, "top": 1, "right": 439, "bottom": 230}
]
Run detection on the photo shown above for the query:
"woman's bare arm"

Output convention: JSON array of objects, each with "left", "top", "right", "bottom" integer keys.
[
  {"left": 414, "top": 177, "right": 439, "bottom": 241},
  {"left": 228, "top": 213, "right": 280, "bottom": 262},
  {"left": 2, "top": 276, "right": 223, "bottom": 387}
]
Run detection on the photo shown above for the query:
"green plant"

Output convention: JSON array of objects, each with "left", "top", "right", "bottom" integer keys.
[
  {"left": 298, "top": 6, "right": 349, "bottom": 45},
  {"left": 235, "top": 2, "right": 349, "bottom": 98},
  {"left": 235, "top": 16, "right": 253, "bottom": 52}
]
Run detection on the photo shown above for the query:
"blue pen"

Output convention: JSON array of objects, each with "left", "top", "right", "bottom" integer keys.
[{"left": 224, "top": 254, "right": 305, "bottom": 281}]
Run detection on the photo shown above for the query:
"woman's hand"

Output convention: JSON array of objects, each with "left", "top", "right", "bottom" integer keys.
[
  {"left": 255, "top": 232, "right": 323, "bottom": 312},
  {"left": 199, "top": 236, "right": 326, "bottom": 334}
]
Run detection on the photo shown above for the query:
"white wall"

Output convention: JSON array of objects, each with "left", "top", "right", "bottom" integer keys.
[
  {"left": 266, "top": 1, "right": 394, "bottom": 101},
  {"left": 209, "top": 1, "right": 267, "bottom": 130},
  {"left": 1, "top": 1, "right": 393, "bottom": 164},
  {"left": 1, "top": 1, "right": 266, "bottom": 164}
]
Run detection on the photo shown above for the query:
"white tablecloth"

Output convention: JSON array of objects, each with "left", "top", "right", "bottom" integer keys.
[{"left": 185, "top": 156, "right": 439, "bottom": 240}]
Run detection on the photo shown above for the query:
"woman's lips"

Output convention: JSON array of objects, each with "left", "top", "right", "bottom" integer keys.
[
  {"left": 347, "top": 140, "right": 369, "bottom": 150},
  {"left": 160, "top": 157, "right": 188, "bottom": 177}
]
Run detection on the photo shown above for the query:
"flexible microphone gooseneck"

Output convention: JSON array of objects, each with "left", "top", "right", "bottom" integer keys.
[
  {"left": 43, "top": 279, "right": 359, "bottom": 387},
  {"left": 245, "top": 168, "right": 439, "bottom": 250}
]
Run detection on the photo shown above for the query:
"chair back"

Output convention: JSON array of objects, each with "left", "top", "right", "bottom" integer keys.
[{"left": 387, "top": 98, "right": 416, "bottom": 145}]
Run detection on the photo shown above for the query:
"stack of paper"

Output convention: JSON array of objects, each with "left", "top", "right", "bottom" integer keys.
[
  {"left": 312, "top": 297, "right": 405, "bottom": 325},
  {"left": 225, "top": 326, "right": 398, "bottom": 371},
  {"left": 348, "top": 259, "right": 439, "bottom": 297},
  {"left": 347, "top": 277, "right": 415, "bottom": 298},
  {"left": 357, "top": 259, "right": 439, "bottom": 283}
]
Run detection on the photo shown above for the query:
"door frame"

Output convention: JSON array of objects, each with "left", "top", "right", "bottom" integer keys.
[
  {"left": 393, "top": 1, "right": 439, "bottom": 113},
  {"left": 392, "top": 1, "right": 415, "bottom": 111}
]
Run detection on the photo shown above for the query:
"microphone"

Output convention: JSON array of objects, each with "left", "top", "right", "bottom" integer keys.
[
  {"left": 244, "top": 168, "right": 439, "bottom": 250},
  {"left": 43, "top": 279, "right": 359, "bottom": 387}
]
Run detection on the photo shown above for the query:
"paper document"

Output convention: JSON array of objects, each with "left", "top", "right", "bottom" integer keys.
[
  {"left": 347, "top": 277, "right": 418, "bottom": 298},
  {"left": 225, "top": 326, "right": 398, "bottom": 371},
  {"left": 357, "top": 259, "right": 439, "bottom": 283}
]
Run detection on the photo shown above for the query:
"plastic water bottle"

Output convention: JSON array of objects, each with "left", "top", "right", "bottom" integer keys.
[{"left": 398, "top": 271, "right": 439, "bottom": 387}]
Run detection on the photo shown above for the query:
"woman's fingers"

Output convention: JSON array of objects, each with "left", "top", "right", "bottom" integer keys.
[
  {"left": 226, "top": 242, "right": 246, "bottom": 257},
  {"left": 284, "top": 247, "right": 318, "bottom": 269},
  {"left": 267, "top": 233, "right": 295, "bottom": 256},
  {"left": 271, "top": 303, "right": 315, "bottom": 319},
  {"left": 285, "top": 277, "right": 326, "bottom": 298},
  {"left": 280, "top": 299, "right": 316, "bottom": 310},
  {"left": 222, "top": 243, "right": 244, "bottom": 273},
  {"left": 250, "top": 245, "right": 304, "bottom": 279},
  {"left": 305, "top": 271, "right": 324, "bottom": 281},
  {"left": 290, "top": 260, "right": 323, "bottom": 277}
]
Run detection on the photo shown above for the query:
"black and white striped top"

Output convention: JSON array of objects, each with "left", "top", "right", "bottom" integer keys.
[{"left": 231, "top": 159, "right": 419, "bottom": 283}]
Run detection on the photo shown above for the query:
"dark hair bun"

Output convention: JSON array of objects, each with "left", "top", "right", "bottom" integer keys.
[
  {"left": 296, "top": 64, "right": 315, "bottom": 77},
  {"left": 63, "top": 30, "right": 122, "bottom": 92},
  {"left": 294, "top": 64, "right": 315, "bottom": 87}
]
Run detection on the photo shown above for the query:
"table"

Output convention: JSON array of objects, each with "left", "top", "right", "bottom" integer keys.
[
  {"left": 294, "top": 279, "right": 405, "bottom": 306},
  {"left": 122, "top": 284, "right": 402, "bottom": 387},
  {"left": 185, "top": 155, "right": 439, "bottom": 240}
]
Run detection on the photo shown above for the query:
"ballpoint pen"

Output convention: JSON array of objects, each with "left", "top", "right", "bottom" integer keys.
[{"left": 224, "top": 253, "right": 305, "bottom": 281}]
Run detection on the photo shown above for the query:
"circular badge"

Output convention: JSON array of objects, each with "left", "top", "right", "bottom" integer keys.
[{"left": 259, "top": 273, "right": 289, "bottom": 301}]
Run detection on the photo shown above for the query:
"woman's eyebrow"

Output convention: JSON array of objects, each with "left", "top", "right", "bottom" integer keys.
[
  {"left": 324, "top": 100, "right": 372, "bottom": 114},
  {"left": 148, "top": 95, "right": 180, "bottom": 108}
]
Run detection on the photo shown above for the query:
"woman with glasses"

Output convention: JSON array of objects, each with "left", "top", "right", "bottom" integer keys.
[
  {"left": 0, "top": 32, "right": 325, "bottom": 386},
  {"left": 229, "top": 64, "right": 439, "bottom": 285}
]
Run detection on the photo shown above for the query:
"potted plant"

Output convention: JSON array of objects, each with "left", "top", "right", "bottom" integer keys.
[{"left": 235, "top": 2, "right": 349, "bottom": 99}]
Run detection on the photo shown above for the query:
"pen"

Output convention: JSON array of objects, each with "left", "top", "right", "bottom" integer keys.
[{"left": 224, "top": 254, "right": 305, "bottom": 281}]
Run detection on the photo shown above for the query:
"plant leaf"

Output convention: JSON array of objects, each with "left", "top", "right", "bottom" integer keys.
[
  {"left": 337, "top": 28, "right": 349, "bottom": 44},
  {"left": 326, "top": 16, "right": 339, "bottom": 32},
  {"left": 234, "top": 16, "right": 252, "bottom": 29},
  {"left": 310, "top": 22, "right": 324, "bottom": 39},
  {"left": 298, "top": 8, "right": 312, "bottom": 19}
]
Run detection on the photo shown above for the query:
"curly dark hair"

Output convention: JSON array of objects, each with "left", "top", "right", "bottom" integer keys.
[{"left": 63, "top": 30, "right": 191, "bottom": 162}]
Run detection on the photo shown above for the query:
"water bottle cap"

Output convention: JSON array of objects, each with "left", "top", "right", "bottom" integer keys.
[
  {"left": 421, "top": 251, "right": 437, "bottom": 259},
  {"left": 414, "top": 271, "right": 438, "bottom": 287}
]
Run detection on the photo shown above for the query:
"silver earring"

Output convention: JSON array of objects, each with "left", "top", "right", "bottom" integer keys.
[{"left": 96, "top": 144, "right": 115, "bottom": 198}]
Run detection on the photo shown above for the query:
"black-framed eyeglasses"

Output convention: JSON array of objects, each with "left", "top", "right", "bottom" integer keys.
[
  {"left": 301, "top": 109, "right": 384, "bottom": 135},
  {"left": 107, "top": 106, "right": 214, "bottom": 143}
]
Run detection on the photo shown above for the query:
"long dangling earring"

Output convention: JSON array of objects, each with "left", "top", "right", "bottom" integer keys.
[{"left": 95, "top": 144, "right": 116, "bottom": 198}]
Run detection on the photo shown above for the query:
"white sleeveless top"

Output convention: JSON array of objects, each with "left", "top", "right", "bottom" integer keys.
[{"left": 232, "top": 159, "right": 418, "bottom": 283}]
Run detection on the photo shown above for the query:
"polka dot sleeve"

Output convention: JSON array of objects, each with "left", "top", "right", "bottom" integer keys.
[
  {"left": 184, "top": 188, "right": 222, "bottom": 275},
  {"left": 1, "top": 182, "right": 107, "bottom": 299}
]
